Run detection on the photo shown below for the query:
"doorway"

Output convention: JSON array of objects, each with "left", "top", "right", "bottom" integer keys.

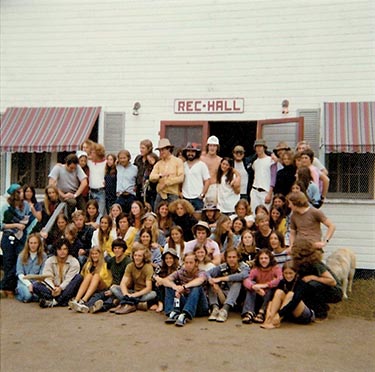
[{"left": 209, "top": 121, "right": 257, "bottom": 158}]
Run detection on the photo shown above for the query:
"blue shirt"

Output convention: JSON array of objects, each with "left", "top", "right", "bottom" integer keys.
[{"left": 116, "top": 163, "right": 138, "bottom": 195}]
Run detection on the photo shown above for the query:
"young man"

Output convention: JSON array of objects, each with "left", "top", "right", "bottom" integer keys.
[
  {"left": 150, "top": 138, "right": 184, "bottom": 208},
  {"left": 159, "top": 253, "right": 208, "bottom": 327},
  {"left": 181, "top": 142, "right": 210, "bottom": 211},
  {"left": 287, "top": 191, "right": 336, "bottom": 250},
  {"left": 206, "top": 247, "right": 250, "bottom": 322},
  {"left": 71, "top": 210, "right": 94, "bottom": 266},
  {"left": 250, "top": 139, "right": 274, "bottom": 213},
  {"left": 33, "top": 239, "right": 82, "bottom": 308},
  {"left": 111, "top": 243, "right": 156, "bottom": 314},
  {"left": 134, "top": 139, "right": 154, "bottom": 201},
  {"left": 115, "top": 149, "right": 138, "bottom": 213},
  {"left": 48, "top": 154, "right": 88, "bottom": 218},
  {"left": 86, "top": 239, "right": 132, "bottom": 313},
  {"left": 184, "top": 221, "right": 221, "bottom": 265},
  {"left": 254, "top": 213, "right": 273, "bottom": 250},
  {"left": 232, "top": 145, "right": 252, "bottom": 201}
]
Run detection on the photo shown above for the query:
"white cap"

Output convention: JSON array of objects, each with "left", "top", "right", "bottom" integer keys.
[
  {"left": 76, "top": 150, "right": 88, "bottom": 159},
  {"left": 207, "top": 135, "right": 219, "bottom": 145}
]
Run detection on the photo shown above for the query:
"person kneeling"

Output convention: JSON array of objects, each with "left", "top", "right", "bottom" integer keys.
[
  {"left": 111, "top": 243, "right": 157, "bottom": 315},
  {"left": 158, "top": 253, "right": 208, "bottom": 327}
]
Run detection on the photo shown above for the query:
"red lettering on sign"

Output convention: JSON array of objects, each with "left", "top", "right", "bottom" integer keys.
[
  {"left": 186, "top": 101, "right": 193, "bottom": 111},
  {"left": 207, "top": 101, "right": 215, "bottom": 111},
  {"left": 224, "top": 100, "right": 232, "bottom": 111},
  {"left": 216, "top": 100, "right": 223, "bottom": 111},
  {"left": 194, "top": 101, "right": 202, "bottom": 111},
  {"left": 177, "top": 101, "right": 185, "bottom": 112},
  {"left": 233, "top": 100, "right": 241, "bottom": 111}
]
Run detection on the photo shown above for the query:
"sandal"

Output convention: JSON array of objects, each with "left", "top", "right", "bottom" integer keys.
[
  {"left": 253, "top": 311, "right": 265, "bottom": 324},
  {"left": 242, "top": 311, "right": 255, "bottom": 324}
]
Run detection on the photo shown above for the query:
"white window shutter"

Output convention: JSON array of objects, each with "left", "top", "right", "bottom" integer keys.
[{"left": 104, "top": 112, "right": 125, "bottom": 154}]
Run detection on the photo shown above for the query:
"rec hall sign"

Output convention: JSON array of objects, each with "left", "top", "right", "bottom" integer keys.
[{"left": 174, "top": 98, "right": 244, "bottom": 114}]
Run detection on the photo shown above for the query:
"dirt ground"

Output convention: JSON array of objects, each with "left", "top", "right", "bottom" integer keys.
[{"left": 1, "top": 299, "right": 374, "bottom": 372}]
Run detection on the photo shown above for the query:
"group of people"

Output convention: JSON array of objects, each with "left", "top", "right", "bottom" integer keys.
[{"left": 0, "top": 136, "right": 343, "bottom": 328}]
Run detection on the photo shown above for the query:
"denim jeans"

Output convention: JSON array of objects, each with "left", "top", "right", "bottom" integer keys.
[
  {"left": 164, "top": 286, "right": 209, "bottom": 319},
  {"left": 115, "top": 194, "right": 137, "bottom": 214},
  {"left": 110, "top": 284, "right": 156, "bottom": 303},
  {"left": 241, "top": 288, "right": 275, "bottom": 316},
  {"left": 16, "top": 280, "right": 39, "bottom": 303},
  {"left": 86, "top": 291, "right": 115, "bottom": 311},
  {"left": 184, "top": 197, "right": 204, "bottom": 211},
  {"left": 208, "top": 282, "right": 242, "bottom": 308},
  {"left": 154, "top": 193, "right": 178, "bottom": 210},
  {"left": 89, "top": 189, "right": 106, "bottom": 217},
  {"left": 33, "top": 274, "right": 83, "bottom": 306}
]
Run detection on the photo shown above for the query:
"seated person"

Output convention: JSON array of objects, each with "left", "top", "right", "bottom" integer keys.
[
  {"left": 292, "top": 238, "right": 342, "bottom": 319},
  {"left": 72, "top": 210, "right": 94, "bottom": 267},
  {"left": 33, "top": 239, "right": 82, "bottom": 308},
  {"left": 206, "top": 247, "right": 250, "bottom": 322},
  {"left": 110, "top": 243, "right": 157, "bottom": 315},
  {"left": 261, "top": 261, "right": 315, "bottom": 329},
  {"left": 158, "top": 253, "right": 208, "bottom": 327},
  {"left": 70, "top": 246, "right": 113, "bottom": 313}
]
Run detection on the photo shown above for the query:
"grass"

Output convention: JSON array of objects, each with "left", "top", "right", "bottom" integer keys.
[{"left": 330, "top": 279, "right": 375, "bottom": 321}]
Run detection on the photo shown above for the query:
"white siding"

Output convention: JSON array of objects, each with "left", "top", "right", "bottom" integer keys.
[{"left": 322, "top": 202, "right": 375, "bottom": 270}]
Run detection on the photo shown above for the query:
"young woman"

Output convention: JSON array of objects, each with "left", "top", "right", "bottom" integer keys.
[
  {"left": 168, "top": 199, "right": 197, "bottom": 242},
  {"left": 274, "top": 150, "right": 296, "bottom": 197},
  {"left": 237, "top": 229, "right": 257, "bottom": 267},
  {"left": 216, "top": 157, "right": 240, "bottom": 214},
  {"left": 138, "top": 228, "right": 162, "bottom": 268},
  {"left": 137, "top": 212, "right": 166, "bottom": 248},
  {"left": 41, "top": 185, "right": 61, "bottom": 228},
  {"left": 296, "top": 166, "right": 321, "bottom": 208},
  {"left": 0, "top": 184, "right": 31, "bottom": 298},
  {"left": 211, "top": 214, "right": 234, "bottom": 257},
  {"left": 81, "top": 139, "right": 95, "bottom": 159},
  {"left": 241, "top": 249, "right": 282, "bottom": 324},
  {"left": 85, "top": 199, "right": 101, "bottom": 230},
  {"left": 144, "top": 152, "right": 159, "bottom": 209},
  {"left": 77, "top": 150, "right": 90, "bottom": 204},
  {"left": 15, "top": 233, "right": 47, "bottom": 302},
  {"left": 194, "top": 245, "right": 216, "bottom": 272},
  {"left": 230, "top": 199, "right": 254, "bottom": 229},
  {"left": 23, "top": 184, "right": 42, "bottom": 233},
  {"left": 104, "top": 153, "right": 117, "bottom": 213},
  {"left": 292, "top": 238, "right": 342, "bottom": 319},
  {"left": 201, "top": 204, "right": 221, "bottom": 231},
  {"left": 42, "top": 213, "right": 68, "bottom": 255},
  {"left": 269, "top": 206, "right": 287, "bottom": 236},
  {"left": 152, "top": 248, "right": 180, "bottom": 313},
  {"left": 164, "top": 226, "right": 186, "bottom": 264},
  {"left": 70, "top": 246, "right": 112, "bottom": 313},
  {"left": 268, "top": 231, "right": 291, "bottom": 267},
  {"left": 261, "top": 261, "right": 315, "bottom": 329},
  {"left": 91, "top": 215, "right": 117, "bottom": 260},
  {"left": 156, "top": 201, "right": 174, "bottom": 238},
  {"left": 109, "top": 203, "right": 123, "bottom": 233},
  {"left": 128, "top": 200, "right": 145, "bottom": 229},
  {"left": 231, "top": 216, "right": 246, "bottom": 248},
  {"left": 64, "top": 223, "right": 84, "bottom": 260}
]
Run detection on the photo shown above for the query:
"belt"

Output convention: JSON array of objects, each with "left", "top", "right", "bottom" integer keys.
[
  {"left": 90, "top": 188, "right": 105, "bottom": 192},
  {"left": 252, "top": 186, "right": 267, "bottom": 192}
]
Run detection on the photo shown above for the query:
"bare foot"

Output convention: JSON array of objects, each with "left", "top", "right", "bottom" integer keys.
[
  {"left": 149, "top": 304, "right": 158, "bottom": 311},
  {"left": 261, "top": 322, "right": 276, "bottom": 329},
  {"left": 156, "top": 303, "right": 164, "bottom": 313}
]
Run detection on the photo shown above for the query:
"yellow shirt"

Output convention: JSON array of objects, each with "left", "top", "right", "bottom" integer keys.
[{"left": 81, "top": 262, "right": 113, "bottom": 288}]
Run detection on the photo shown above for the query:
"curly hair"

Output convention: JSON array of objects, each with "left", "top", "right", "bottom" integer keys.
[
  {"left": 168, "top": 198, "right": 195, "bottom": 216},
  {"left": 292, "top": 238, "right": 323, "bottom": 273},
  {"left": 253, "top": 248, "right": 277, "bottom": 269}
]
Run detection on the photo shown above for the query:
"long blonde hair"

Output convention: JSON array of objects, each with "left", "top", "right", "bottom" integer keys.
[
  {"left": 83, "top": 246, "right": 105, "bottom": 274},
  {"left": 20, "top": 233, "right": 45, "bottom": 265}
]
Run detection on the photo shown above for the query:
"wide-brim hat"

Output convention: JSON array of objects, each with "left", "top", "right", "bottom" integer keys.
[
  {"left": 183, "top": 142, "right": 201, "bottom": 152},
  {"left": 191, "top": 221, "right": 211, "bottom": 236},
  {"left": 162, "top": 248, "right": 179, "bottom": 260},
  {"left": 7, "top": 183, "right": 21, "bottom": 195},
  {"left": 202, "top": 203, "right": 219, "bottom": 212},
  {"left": 273, "top": 142, "right": 291, "bottom": 157},
  {"left": 156, "top": 138, "right": 174, "bottom": 150},
  {"left": 253, "top": 139, "right": 267, "bottom": 149}
]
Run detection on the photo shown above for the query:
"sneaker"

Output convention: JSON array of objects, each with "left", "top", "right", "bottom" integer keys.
[
  {"left": 175, "top": 313, "right": 187, "bottom": 327},
  {"left": 310, "top": 309, "right": 316, "bottom": 322},
  {"left": 71, "top": 300, "right": 89, "bottom": 313},
  {"left": 136, "top": 301, "right": 148, "bottom": 311},
  {"left": 216, "top": 309, "right": 228, "bottom": 323},
  {"left": 90, "top": 299, "right": 104, "bottom": 314},
  {"left": 208, "top": 307, "right": 220, "bottom": 321},
  {"left": 39, "top": 299, "right": 57, "bottom": 308},
  {"left": 165, "top": 311, "right": 179, "bottom": 324},
  {"left": 68, "top": 299, "right": 76, "bottom": 310}
]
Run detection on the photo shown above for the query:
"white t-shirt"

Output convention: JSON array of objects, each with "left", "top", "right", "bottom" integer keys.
[
  {"left": 87, "top": 159, "right": 106, "bottom": 189},
  {"left": 217, "top": 174, "right": 240, "bottom": 214},
  {"left": 48, "top": 164, "right": 87, "bottom": 193},
  {"left": 234, "top": 161, "right": 249, "bottom": 194},
  {"left": 252, "top": 156, "right": 273, "bottom": 191},
  {"left": 182, "top": 160, "right": 210, "bottom": 199}
]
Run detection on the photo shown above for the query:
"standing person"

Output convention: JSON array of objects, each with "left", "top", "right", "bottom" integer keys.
[
  {"left": 200, "top": 135, "right": 222, "bottom": 205},
  {"left": 115, "top": 149, "right": 138, "bottom": 214},
  {"left": 160, "top": 253, "right": 209, "bottom": 327},
  {"left": 216, "top": 157, "right": 241, "bottom": 215},
  {"left": 87, "top": 143, "right": 107, "bottom": 217},
  {"left": 33, "top": 239, "right": 82, "bottom": 308},
  {"left": 104, "top": 153, "right": 117, "bottom": 214},
  {"left": 144, "top": 152, "right": 159, "bottom": 209},
  {"left": 134, "top": 139, "right": 154, "bottom": 202},
  {"left": 297, "top": 166, "right": 322, "bottom": 208},
  {"left": 274, "top": 150, "right": 296, "bottom": 197},
  {"left": 76, "top": 150, "right": 90, "bottom": 205},
  {"left": 181, "top": 142, "right": 210, "bottom": 212},
  {"left": 0, "top": 184, "right": 31, "bottom": 298},
  {"left": 287, "top": 191, "right": 336, "bottom": 249},
  {"left": 15, "top": 233, "right": 47, "bottom": 303},
  {"left": 150, "top": 138, "right": 184, "bottom": 208},
  {"left": 250, "top": 139, "right": 274, "bottom": 213},
  {"left": 232, "top": 145, "right": 252, "bottom": 201},
  {"left": 241, "top": 249, "right": 282, "bottom": 324},
  {"left": 206, "top": 247, "right": 250, "bottom": 322},
  {"left": 48, "top": 154, "right": 88, "bottom": 218},
  {"left": 296, "top": 140, "right": 328, "bottom": 176}
]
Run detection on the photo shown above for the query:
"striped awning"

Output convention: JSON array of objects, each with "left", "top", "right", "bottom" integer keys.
[
  {"left": 0, "top": 106, "right": 101, "bottom": 153},
  {"left": 324, "top": 102, "right": 375, "bottom": 153}
]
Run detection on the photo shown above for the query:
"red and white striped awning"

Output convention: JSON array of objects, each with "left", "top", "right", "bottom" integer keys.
[
  {"left": 324, "top": 102, "right": 375, "bottom": 153},
  {"left": 0, "top": 106, "right": 101, "bottom": 153}
]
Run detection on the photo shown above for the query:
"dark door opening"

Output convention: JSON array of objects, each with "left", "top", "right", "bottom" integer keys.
[{"left": 209, "top": 121, "right": 257, "bottom": 158}]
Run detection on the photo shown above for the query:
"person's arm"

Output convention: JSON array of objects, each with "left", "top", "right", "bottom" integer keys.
[
  {"left": 164, "top": 158, "right": 184, "bottom": 186},
  {"left": 130, "top": 279, "right": 153, "bottom": 298},
  {"left": 315, "top": 218, "right": 336, "bottom": 250},
  {"left": 319, "top": 173, "right": 330, "bottom": 200},
  {"left": 201, "top": 178, "right": 211, "bottom": 198},
  {"left": 149, "top": 162, "right": 161, "bottom": 183},
  {"left": 278, "top": 280, "right": 307, "bottom": 318},
  {"left": 302, "top": 269, "right": 337, "bottom": 287},
  {"left": 120, "top": 274, "right": 131, "bottom": 295},
  {"left": 289, "top": 229, "right": 296, "bottom": 248},
  {"left": 59, "top": 257, "right": 80, "bottom": 290},
  {"left": 183, "top": 275, "right": 206, "bottom": 289}
]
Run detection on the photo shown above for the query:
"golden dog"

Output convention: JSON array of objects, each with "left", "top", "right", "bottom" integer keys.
[{"left": 326, "top": 248, "right": 356, "bottom": 299}]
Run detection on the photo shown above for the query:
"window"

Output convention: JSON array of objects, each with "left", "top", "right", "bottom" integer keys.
[
  {"left": 326, "top": 153, "right": 375, "bottom": 199},
  {"left": 11, "top": 153, "right": 51, "bottom": 190}
]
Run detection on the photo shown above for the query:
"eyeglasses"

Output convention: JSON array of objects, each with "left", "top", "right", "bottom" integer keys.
[{"left": 234, "top": 151, "right": 244, "bottom": 154}]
